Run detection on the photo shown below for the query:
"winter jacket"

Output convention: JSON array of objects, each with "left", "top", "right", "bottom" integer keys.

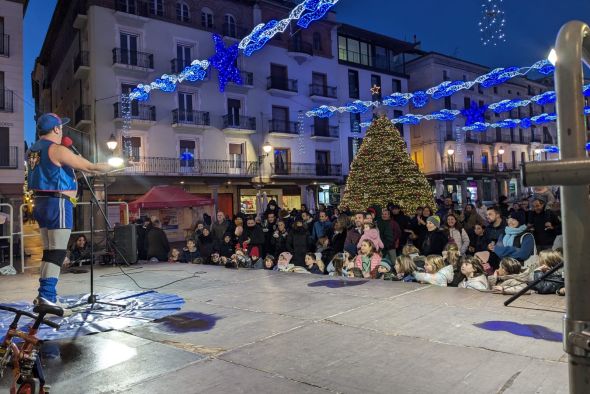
[
  {"left": 287, "top": 228, "right": 312, "bottom": 266},
  {"left": 270, "top": 230, "right": 289, "bottom": 257},
  {"left": 218, "top": 240, "right": 235, "bottom": 259},
  {"left": 392, "top": 213, "right": 411, "bottom": 250},
  {"left": 344, "top": 227, "right": 363, "bottom": 249},
  {"left": 375, "top": 218, "right": 394, "bottom": 251},
  {"left": 420, "top": 230, "right": 447, "bottom": 256},
  {"left": 146, "top": 227, "right": 170, "bottom": 261},
  {"left": 197, "top": 233, "right": 215, "bottom": 259},
  {"left": 446, "top": 227, "right": 470, "bottom": 255},
  {"left": 413, "top": 264, "right": 454, "bottom": 286},
  {"left": 358, "top": 228, "right": 384, "bottom": 251},
  {"left": 331, "top": 231, "right": 346, "bottom": 254},
  {"left": 245, "top": 224, "right": 266, "bottom": 255},
  {"left": 485, "top": 220, "right": 507, "bottom": 244},
  {"left": 493, "top": 231, "right": 535, "bottom": 262},
  {"left": 448, "top": 267, "right": 466, "bottom": 287},
  {"left": 210, "top": 220, "right": 229, "bottom": 243},
  {"left": 487, "top": 267, "right": 535, "bottom": 294},
  {"left": 312, "top": 220, "right": 333, "bottom": 241},
  {"left": 459, "top": 274, "right": 489, "bottom": 290},
  {"left": 468, "top": 230, "right": 488, "bottom": 255},
  {"left": 180, "top": 248, "right": 200, "bottom": 263},
  {"left": 531, "top": 268, "right": 565, "bottom": 294},
  {"left": 307, "top": 263, "right": 324, "bottom": 274},
  {"left": 354, "top": 253, "right": 381, "bottom": 274},
  {"left": 528, "top": 209, "right": 561, "bottom": 248}
]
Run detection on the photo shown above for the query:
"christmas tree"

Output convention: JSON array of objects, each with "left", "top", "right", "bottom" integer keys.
[{"left": 340, "top": 115, "right": 435, "bottom": 213}]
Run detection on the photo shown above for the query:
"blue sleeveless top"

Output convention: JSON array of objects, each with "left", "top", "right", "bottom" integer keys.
[{"left": 27, "top": 140, "right": 77, "bottom": 192}]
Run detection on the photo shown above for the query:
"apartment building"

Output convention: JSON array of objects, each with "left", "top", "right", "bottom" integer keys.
[
  {"left": 405, "top": 52, "right": 557, "bottom": 203},
  {"left": 0, "top": 0, "right": 27, "bottom": 207},
  {"left": 32, "top": 0, "right": 419, "bottom": 216}
]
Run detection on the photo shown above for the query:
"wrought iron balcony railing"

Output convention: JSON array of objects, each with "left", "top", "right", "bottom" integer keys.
[
  {"left": 309, "top": 84, "right": 337, "bottom": 98},
  {"left": 120, "top": 157, "right": 259, "bottom": 177},
  {"left": 172, "top": 109, "right": 210, "bottom": 126},
  {"left": 270, "top": 163, "right": 342, "bottom": 177},
  {"left": 112, "top": 48, "right": 154, "bottom": 69},
  {"left": 267, "top": 77, "right": 298, "bottom": 92}
]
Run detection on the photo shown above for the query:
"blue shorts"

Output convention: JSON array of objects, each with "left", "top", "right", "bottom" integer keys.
[{"left": 34, "top": 197, "right": 74, "bottom": 230}]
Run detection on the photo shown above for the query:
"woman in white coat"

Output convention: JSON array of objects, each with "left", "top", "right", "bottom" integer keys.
[{"left": 444, "top": 213, "right": 470, "bottom": 255}]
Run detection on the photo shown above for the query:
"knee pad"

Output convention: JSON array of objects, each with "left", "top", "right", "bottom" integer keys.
[{"left": 45, "top": 250, "right": 68, "bottom": 267}]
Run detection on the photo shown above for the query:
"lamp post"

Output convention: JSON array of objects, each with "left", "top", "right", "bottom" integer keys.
[
  {"left": 104, "top": 133, "right": 119, "bottom": 254},
  {"left": 447, "top": 148, "right": 455, "bottom": 171}
]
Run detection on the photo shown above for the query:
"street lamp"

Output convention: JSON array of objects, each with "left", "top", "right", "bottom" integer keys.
[
  {"left": 498, "top": 147, "right": 505, "bottom": 155},
  {"left": 446, "top": 148, "right": 455, "bottom": 171},
  {"left": 107, "top": 134, "right": 118, "bottom": 152},
  {"left": 447, "top": 148, "right": 455, "bottom": 156},
  {"left": 262, "top": 141, "right": 272, "bottom": 154}
]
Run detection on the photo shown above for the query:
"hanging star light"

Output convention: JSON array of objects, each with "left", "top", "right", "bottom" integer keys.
[
  {"left": 208, "top": 34, "right": 242, "bottom": 92},
  {"left": 370, "top": 85, "right": 381, "bottom": 96},
  {"left": 478, "top": 0, "right": 506, "bottom": 46}
]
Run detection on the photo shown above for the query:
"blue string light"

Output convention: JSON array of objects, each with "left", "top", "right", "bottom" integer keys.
[
  {"left": 209, "top": 34, "right": 242, "bottom": 93},
  {"left": 307, "top": 60, "right": 555, "bottom": 118},
  {"left": 462, "top": 103, "right": 488, "bottom": 126}
]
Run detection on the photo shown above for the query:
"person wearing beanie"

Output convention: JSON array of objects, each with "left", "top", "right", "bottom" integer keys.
[
  {"left": 376, "top": 258, "right": 395, "bottom": 280},
  {"left": 420, "top": 215, "right": 447, "bottom": 256},
  {"left": 493, "top": 210, "right": 535, "bottom": 264}
]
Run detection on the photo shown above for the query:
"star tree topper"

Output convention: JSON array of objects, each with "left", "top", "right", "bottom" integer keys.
[
  {"left": 209, "top": 34, "right": 242, "bottom": 92},
  {"left": 370, "top": 84, "right": 381, "bottom": 96}
]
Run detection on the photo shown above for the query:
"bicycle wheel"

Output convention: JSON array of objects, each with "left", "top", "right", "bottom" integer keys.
[{"left": 17, "top": 378, "right": 40, "bottom": 394}]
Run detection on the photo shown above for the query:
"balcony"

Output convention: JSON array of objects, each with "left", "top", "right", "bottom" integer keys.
[
  {"left": 222, "top": 115, "right": 256, "bottom": 135},
  {"left": 443, "top": 162, "right": 493, "bottom": 174},
  {"left": 172, "top": 109, "right": 210, "bottom": 131},
  {"left": 464, "top": 133, "right": 494, "bottom": 144},
  {"left": 267, "top": 76, "right": 298, "bottom": 97},
  {"left": 114, "top": 0, "right": 149, "bottom": 25},
  {"left": 0, "top": 90, "right": 14, "bottom": 113},
  {"left": 73, "top": 1, "right": 88, "bottom": 29},
  {"left": 74, "top": 105, "right": 91, "bottom": 129},
  {"left": 112, "top": 48, "right": 154, "bottom": 73},
  {"left": 309, "top": 84, "right": 338, "bottom": 102},
  {"left": 268, "top": 120, "right": 300, "bottom": 138},
  {"left": 0, "top": 147, "right": 18, "bottom": 169},
  {"left": 226, "top": 71, "right": 254, "bottom": 92},
  {"left": 287, "top": 40, "right": 313, "bottom": 63},
  {"left": 113, "top": 102, "right": 156, "bottom": 129},
  {"left": 222, "top": 23, "right": 250, "bottom": 40},
  {"left": 310, "top": 125, "right": 339, "bottom": 141},
  {"left": 270, "top": 163, "right": 342, "bottom": 178},
  {"left": 0, "top": 34, "right": 9, "bottom": 57},
  {"left": 170, "top": 58, "right": 192, "bottom": 74},
  {"left": 119, "top": 157, "right": 258, "bottom": 177},
  {"left": 74, "top": 51, "right": 90, "bottom": 79}
]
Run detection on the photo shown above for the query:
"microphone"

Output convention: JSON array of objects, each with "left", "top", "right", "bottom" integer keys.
[{"left": 61, "top": 136, "right": 81, "bottom": 156}]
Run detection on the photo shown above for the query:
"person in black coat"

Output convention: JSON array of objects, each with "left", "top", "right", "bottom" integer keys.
[
  {"left": 146, "top": 219, "right": 170, "bottom": 261},
  {"left": 388, "top": 204, "right": 411, "bottom": 253},
  {"left": 420, "top": 216, "right": 447, "bottom": 256},
  {"left": 136, "top": 217, "right": 151, "bottom": 261},
  {"left": 270, "top": 220, "right": 289, "bottom": 257},
  {"left": 287, "top": 218, "right": 312, "bottom": 266},
  {"left": 528, "top": 197, "right": 561, "bottom": 251},
  {"left": 197, "top": 228, "right": 215, "bottom": 261},
  {"left": 467, "top": 224, "right": 488, "bottom": 255},
  {"left": 218, "top": 233, "right": 235, "bottom": 259},
  {"left": 245, "top": 217, "right": 265, "bottom": 256}
]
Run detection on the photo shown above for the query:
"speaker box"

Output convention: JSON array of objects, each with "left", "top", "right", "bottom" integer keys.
[{"left": 113, "top": 224, "right": 137, "bottom": 264}]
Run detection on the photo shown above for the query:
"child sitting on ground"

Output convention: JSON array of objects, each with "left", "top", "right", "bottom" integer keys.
[
  {"left": 354, "top": 239, "right": 382, "bottom": 278},
  {"left": 357, "top": 222, "right": 384, "bottom": 252},
  {"left": 261, "top": 254, "right": 275, "bottom": 270},
  {"left": 327, "top": 253, "right": 346, "bottom": 277},
  {"left": 393, "top": 255, "right": 417, "bottom": 282},
  {"left": 180, "top": 238, "right": 200, "bottom": 263},
  {"left": 218, "top": 233, "right": 235, "bottom": 259},
  {"left": 458, "top": 256, "right": 489, "bottom": 290},
  {"left": 413, "top": 255, "right": 453, "bottom": 286},
  {"left": 168, "top": 248, "right": 181, "bottom": 263},
  {"left": 444, "top": 243, "right": 465, "bottom": 287},
  {"left": 375, "top": 258, "right": 395, "bottom": 280},
  {"left": 531, "top": 249, "right": 565, "bottom": 295},
  {"left": 488, "top": 257, "right": 533, "bottom": 295},
  {"left": 276, "top": 252, "right": 294, "bottom": 272},
  {"left": 304, "top": 253, "right": 324, "bottom": 274},
  {"left": 401, "top": 245, "right": 420, "bottom": 258},
  {"left": 347, "top": 267, "right": 364, "bottom": 278}
]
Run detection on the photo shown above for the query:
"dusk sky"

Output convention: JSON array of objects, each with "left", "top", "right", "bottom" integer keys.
[{"left": 22, "top": 0, "right": 590, "bottom": 143}]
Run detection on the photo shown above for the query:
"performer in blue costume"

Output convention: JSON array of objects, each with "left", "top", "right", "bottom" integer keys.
[{"left": 27, "top": 113, "right": 111, "bottom": 312}]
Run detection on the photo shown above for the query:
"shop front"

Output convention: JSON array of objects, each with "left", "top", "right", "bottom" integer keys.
[{"left": 239, "top": 185, "right": 302, "bottom": 216}]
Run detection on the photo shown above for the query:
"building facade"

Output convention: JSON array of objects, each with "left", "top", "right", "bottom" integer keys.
[
  {"left": 32, "top": 0, "right": 418, "bottom": 217},
  {"left": 405, "top": 52, "right": 558, "bottom": 204},
  {"left": 0, "top": 0, "right": 27, "bottom": 207}
]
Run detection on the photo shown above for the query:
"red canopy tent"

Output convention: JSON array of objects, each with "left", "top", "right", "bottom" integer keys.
[{"left": 129, "top": 186, "right": 214, "bottom": 210}]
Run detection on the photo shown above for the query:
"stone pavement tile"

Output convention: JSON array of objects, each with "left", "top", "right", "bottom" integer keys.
[
  {"left": 124, "top": 358, "right": 332, "bottom": 394},
  {"left": 126, "top": 300, "right": 309, "bottom": 351},
  {"left": 220, "top": 322, "right": 567, "bottom": 394}
]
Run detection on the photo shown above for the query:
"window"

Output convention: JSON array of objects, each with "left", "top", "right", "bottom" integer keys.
[
  {"left": 176, "top": 2, "right": 190, "bottom": 23},
  {"left": 311, "top": 72, "right": 327, "bottom": 96},
  {"left": 371, "top": 75, "right": 381, "bottom": 99},
  {"left": 201, "top": 8, "right": 214, "bottom": 28},
  {"left": 519, "top": 128, "right": 523, "bottom": 143},
  {"left": 521, "top": 152, "right": 526, "bottom": 164},
  {"left": 443, "top": 70, "right": 449, "bottom": 80},
  {"left": 176, "top": 44, "right": 191, "bottom": 71},
  {"left": 512, "top": 151, "right": 517, "bottom": 169},
  {"left": 315, "top": 151, "right": 330, "bottom": 175},
  {"left": 348, "top": 70, "right": 359, "bottom": 99},
  {"left": 0, "top": 71, "right": 5, "bottom": 110},
  {"left": 178, "top": 92, "right": 194, "bottom": 122},
  {"left": 0, "top": 127, "right": 8, "bottom": 166},
  {"left": 117, "top": 0, "right": 136, "bottom": 14},
  {"left": 272, "top": 106, "right": 289, "bottom": 131},
  {"left": 229, "top": 143, "right": 243, "bottom": 169},
  {"left": 224, "top": 14, "right": 237, "bottom": 38},
  {"left": 394, "top": 110, "right": 404, "bottom": 137},
  {"left": 338, "top": 36, "right": 347, "bottom": 61},
  {"left": 122, "top": 136, "right": 141, "bottom": 162},
  {"left": 227, "top": 98, "right": 241, "bottom": 126},
  {"left": 338, "top": 36, "right": 373, "bottom": 67},
  {"left": 350, "top": 113, "right": 361, "bottom": 133},
  {"left": 444, "top": 96, "right": 451, "bottom": 110},
  {"left": 270, "top": 64, "right": 288, "bottom": 90},
  {"left": 274, "top": 148, "right": 290, "bottom": 175},
  {"left": 348, "top": 137, "right": 363, "bottom": 169},
  {"left": 392, "top": 78, "right": 401, "bottom": 93},
  {"left": 149, "top": 0, "right": 163, "bottom": 16},
  {"left": 493, "top": 86, "right": 498, "bottom": 94},
  {"left": 463, "top": 97, "right": 471, "bottom": 109},
  {"left": 180, "top": 140, "right": 196, "bottom": 167},
  {"left": 0, "top": 17, "right": 5, "bottom": 56},
  {"left": 119, "top": 32, "right": 138, "bottom": 66},
  {"left": 543, "top": 126, "right": 552, "bottom": 144},
  {"left": 313, "top": 32, "right": 322, "bottom": 51}
]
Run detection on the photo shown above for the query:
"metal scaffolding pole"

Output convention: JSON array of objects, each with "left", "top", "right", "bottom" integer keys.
[{"left": 521, "top": 20, "right": 590, "bottom": 393}]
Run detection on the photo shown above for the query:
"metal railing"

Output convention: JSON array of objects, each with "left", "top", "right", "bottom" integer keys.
[
  {"left": 240, "top": 71, "right": 254, "bottom": 86},
  {"left": 270, "top": 163, "right": 342, "bottom": 177},
  {"left": 112, "top": 48, "right": 154, "bottom": 69},
  {"left": 0, "top": 89, "right": 14, "bottom": 112},
  {"left": 114, "top": 102, "right": 156, "bottom": 121},
  {"left": 222, "top": 114, "right": 256, "bottom": 130},
  {"left": 269, "top": 120, "right": 300, "bottom": 134},
  {"left": 0, "top": 34, "right": 9, "bottom": 57},
  {"left": 120, "top": 157, "right": 258, "bottom": 176},
  {"left": 288, "top": 40, "right": 313, "bottom": 56},
  {"left": 0, "top": 147, "right": 18, "bottom": 169},
  {"left": 75, "top": 105, "right": 91, "bottom": 125},
  {"left": 170, "top": 58, "right": 192, "bottom": 73},
  {"left": 74, "top": 50, "right": 89, "bottom": 72},
  {"left": 18, "top": 201, "right": 129, "bottom": 273},
  {"left": 115, "top": 0, "right": 149, "bottom": 17},
  {"left": 222, "top": 23, "right": 250, "bottom": 39},
  {"left": 267, "top": 76, "right": 298, "bottom": 92},
  {"left": 309, "top": 84, "right": 337, "bottom": 98},
  {"left": 172, "top": 109, "right": 210, "bottom": 126},
  {"left": 311, "top": 125, "right": 339, "bottom": 138}
]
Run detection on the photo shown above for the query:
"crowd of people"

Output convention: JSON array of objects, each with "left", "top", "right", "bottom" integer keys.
[{"left": 136, "top": 195, "right": 566, "bottom": 296}]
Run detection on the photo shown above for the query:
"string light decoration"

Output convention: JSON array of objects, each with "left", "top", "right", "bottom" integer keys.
[
  {"left": 120, "top": 93, "right": 132, "bottom": 157},
  {"left": 208, "top": 34, "right": 242, "bottom": 92},
  {"left": 298, "top": 110, "right": 306, "bottom": 155},
  {"left": 479, "top": 0, "right": 506, "bottom": 46},
  {"left": 339, "top": 116, "right": 435, "bottom": 213},
  {"left": 462, "top": 103, "right": 488, "bottom": 126},
  {"left": 307, "top": 60, "right": 554, "bottom": 118}
]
